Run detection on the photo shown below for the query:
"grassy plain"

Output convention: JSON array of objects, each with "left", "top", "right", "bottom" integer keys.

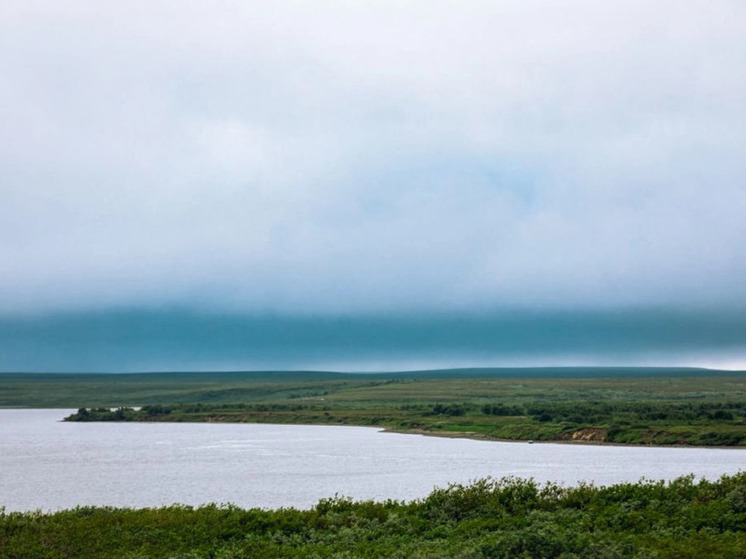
[{"left": 4, "top": 367, "right": 745, "bottom": 446}]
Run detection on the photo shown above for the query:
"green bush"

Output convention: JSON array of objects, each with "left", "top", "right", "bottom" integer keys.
[{"left": 3, "top": 474, "right": 746, "bottom": 558}]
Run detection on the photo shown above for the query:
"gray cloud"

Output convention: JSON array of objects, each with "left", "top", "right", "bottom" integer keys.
[
  {"left": 2, "top": 1, "right": 745, "bottom": 314},
  {"left": 2, "top": 309, "right": 746, "bottom": 372}
]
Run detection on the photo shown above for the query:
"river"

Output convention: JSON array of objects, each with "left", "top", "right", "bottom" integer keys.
[{"left": 1, "top": 409, "right": 743, "bottom": 512}]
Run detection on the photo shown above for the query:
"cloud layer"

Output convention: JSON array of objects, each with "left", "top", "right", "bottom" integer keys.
[
  {"left": 2, "top": 1, "right": 745, "bottom": 315},
  {"left": 3, "top": 309, "right": 746, "bottom": 372}
]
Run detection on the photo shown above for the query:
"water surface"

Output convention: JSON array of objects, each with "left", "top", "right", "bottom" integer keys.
[{"left": 1, "top": 409, "right": 743, "bottom": 512}]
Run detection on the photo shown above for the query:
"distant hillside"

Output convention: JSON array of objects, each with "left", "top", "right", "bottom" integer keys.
[{"left": 1, "top": 367, "right": 743, "bottom": 408}]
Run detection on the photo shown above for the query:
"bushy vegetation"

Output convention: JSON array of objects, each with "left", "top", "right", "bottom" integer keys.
[
  {"left": 67, "top": 394, "right": 746, "bottom": 446},
  {"left": 522, "top": 401, "right": 746, "bottom": 424},
  {"left": 4, "top": 369, "right": 745, "bottom": 446},
  {"left": 3, "top": 474, "right": 746, "bottom": 558}
]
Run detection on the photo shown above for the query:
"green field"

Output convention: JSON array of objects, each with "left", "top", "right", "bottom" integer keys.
[{"left": 4, "top": 367, "right": 746, "bottom": 446}]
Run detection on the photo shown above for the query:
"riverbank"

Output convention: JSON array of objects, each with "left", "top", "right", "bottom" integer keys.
[
  {"left": 4, "top": 370, "right": 746, "bottom": 447},
  {"left": 380, "top": 426, "right": 746, "bottom": 450},
  {"left": 65, "top": 396, "right": 746, "bottom": 447}
]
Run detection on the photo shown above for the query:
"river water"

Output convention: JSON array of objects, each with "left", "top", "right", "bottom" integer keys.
[{"left": 1, "top": 409, "right": 744, "bottom": 512}]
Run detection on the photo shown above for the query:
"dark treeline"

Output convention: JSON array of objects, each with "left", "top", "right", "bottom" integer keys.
[
  {"left": 72, "top": 400, "right": 746, "bottom": 423},
  {"left": 519, "top": 401, "right": 746, "bottom": 423},
  {"left": 3, "top": 474, "right": 746, "bottom": 558},
  {"left": 68, "top": 397, "right": 746, "bottom": 446}
]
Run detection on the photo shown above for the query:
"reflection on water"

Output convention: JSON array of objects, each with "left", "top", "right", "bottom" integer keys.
[{"left": 1, "top": 409, "right": 744, "bottom": 512}]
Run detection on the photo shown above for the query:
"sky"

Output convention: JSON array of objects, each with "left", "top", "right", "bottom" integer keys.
[{"left": 1, "top": 1, "right": 745, "bottom": 371}]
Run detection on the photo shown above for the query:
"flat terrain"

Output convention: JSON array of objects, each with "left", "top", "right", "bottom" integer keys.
[{"left": 4, "top": 367, "right": 746, "bottom": 446}]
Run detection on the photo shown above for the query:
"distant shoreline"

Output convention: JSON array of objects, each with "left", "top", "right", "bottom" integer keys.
[
  {"left": 380, "top": 426, "right": 746, "bottom": 450},
  {"left": 6, "top": 370, "right": 746, "bottom": 448}
]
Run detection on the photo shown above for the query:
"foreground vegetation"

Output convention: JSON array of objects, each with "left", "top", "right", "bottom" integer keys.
[{"left": 3, "top": 474, "right": 746, "bottom": 558}]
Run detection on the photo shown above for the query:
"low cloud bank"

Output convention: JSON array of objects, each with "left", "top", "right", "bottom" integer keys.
[{"left": 2, "top": 309, "right": 745, "bottom": 372}]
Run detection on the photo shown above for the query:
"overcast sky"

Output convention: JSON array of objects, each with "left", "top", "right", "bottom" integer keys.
[{"left": 1, "top": 2, "right": 745, "bottom": 369}]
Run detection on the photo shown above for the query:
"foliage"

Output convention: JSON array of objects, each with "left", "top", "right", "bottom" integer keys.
[
  {"left": 3, "top": 474, "right": 746, "bottom": 558},
  {"left": 66, "top": 395, "right": 746, "bottom": 447},
  {"left": 4, "top": 369, "right": 746, "bottom": 446}
]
